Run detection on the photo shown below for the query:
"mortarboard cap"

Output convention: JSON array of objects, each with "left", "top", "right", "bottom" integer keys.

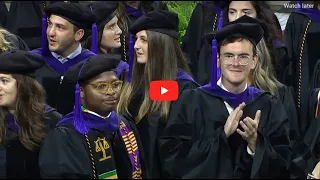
[
  {"left": 0, "top": 50, "right": 45, "bottom": 77},
  {"left": 44, "top": 2, "right": 96, "bottom": 30},
  {"left": 204, "top": 15, "right": 264, "bottom": 87},
  {"left": 129, "top": 10, "right": 179, "bottom": 39},
  {"left": 65, "top": 54, "right": 127, "bottom": 134},
  {"left": 91, "top": 1, "right": 119, "bottom": 29},
  {"left": 205, "top": 15, "right": 264, "bottom": 46},
  {"left": 64, "top": 54, "right": 127, "bottom": 83}
]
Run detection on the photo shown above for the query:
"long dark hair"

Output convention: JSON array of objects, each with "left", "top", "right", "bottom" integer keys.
[
  {"left": 0, "top": 74, "right": 47, "bottom": 151},
  {"left": 117, "top": 31, "right": 191, "bottom": 123}
]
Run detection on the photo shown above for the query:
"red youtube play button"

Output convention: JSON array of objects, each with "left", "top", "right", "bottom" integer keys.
[{"left": 150, "top": 80, "right": 178, "bottom": 101}]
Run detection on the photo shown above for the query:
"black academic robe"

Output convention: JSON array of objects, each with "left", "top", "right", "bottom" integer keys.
[
  {"left": 159, "top": 88, "right": 291, "bottom": 179},
  {"left": 39, "top": 113, "right": 148, "bottom": 179},
  {"left": 285, "top": 10, "right": 320, "bottom": 137},
  {"left": 6, "top": 1, "right": 42, "bottom": 50},
  {"left": 288, "top": 88, "right": 320, "bottom": 179},
  {"left": 124, "top": 73, "right": 199, "bottom": 178},
  {"left": 31, "top": 48, "right": 96, "bottom": 110},
  {"left": 275, "top": 85, "right": 300, "bottom": 145},
  {"left": 0, "top": 106, "right": 62, "bottom": 179},
  {"left": 273, "top": 41, "right": 292, "bottom": 85}
]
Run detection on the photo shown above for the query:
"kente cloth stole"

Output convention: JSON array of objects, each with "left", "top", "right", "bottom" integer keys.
[
  {"left": 119, "top": 120, "right": 142, "bottom": 179},
  {"left": 86, "top": 131, "right": 118, "bottom": 179}
]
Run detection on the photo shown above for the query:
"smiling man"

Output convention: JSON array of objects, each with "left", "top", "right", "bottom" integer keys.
[
  {"left": 159, "top": 16, "right": 291, "bottom": 178},
  {"left": 31, "top": 2, "right": 97, "bottom": 110}
]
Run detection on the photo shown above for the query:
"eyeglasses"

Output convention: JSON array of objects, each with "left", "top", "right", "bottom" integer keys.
[
  {"left": 220, "top": 54, "right": 252, "bottom": 65},
  {"left": 89, "top": 80, "right": 123, "bottom": 94}
]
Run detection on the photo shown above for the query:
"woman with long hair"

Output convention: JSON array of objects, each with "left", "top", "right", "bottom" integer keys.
[
  {"left": 117, "top": 10, "right": 199, "bottom": 178},
  {"left": 0, "top": 50, "right": 61, "bottom": 178}
]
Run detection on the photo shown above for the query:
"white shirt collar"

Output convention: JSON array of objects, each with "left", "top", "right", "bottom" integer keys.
[
  {"left": 51, "top": 44, "right": 82, "bottom": 64},
  {"left": 84, "top": 108, "right": 112, "bottom": 119},
  {"left": 217, "top": 78, "right": 247, "bottom": 93}
]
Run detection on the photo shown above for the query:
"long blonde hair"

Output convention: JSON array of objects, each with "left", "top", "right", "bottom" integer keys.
[
  {"left": 0, "top": 29, "right": 14, "bottom": 53},
  {"left": 117, "top": 31, "right": 191, "bottom": 123},
  {"left": 251, "top": 38, "right": 281, "bottom": 95}
]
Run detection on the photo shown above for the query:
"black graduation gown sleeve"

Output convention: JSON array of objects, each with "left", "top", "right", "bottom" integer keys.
[
  {"left": 159, "top": 89, "right": 291, "bottom": 179},
  {"left": 248, "top": 96, "right": 291, "bottom": 179},
  {"left": 39, "top": 126, "right": 94, "bottom": 179},
  {"left": 159, "top": 89, "right": 233, "bottom": 179},
  {"left": 290, "top": 115, "right": 320, "bottom": 179},
  {"left": 277, "top": 85, "right": 300, "bottom": 145},
  {"left": 274, "top": 46, "right": 292, "bottom": 85}
]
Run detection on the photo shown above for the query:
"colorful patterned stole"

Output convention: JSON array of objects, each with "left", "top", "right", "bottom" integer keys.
[
  {"left": 80, "top": 107, "right": 142, "bottom": 179},
  {"left": 118, "top": 120, "right": 142, "bottom": 179}
]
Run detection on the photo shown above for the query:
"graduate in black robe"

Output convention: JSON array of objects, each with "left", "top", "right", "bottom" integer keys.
[
  {"left": 31, "top": 2, "right": 97, "bottom": 110},
  {"left": 184, "top": 1, "right": 290, "bottom": 85},
  {"left": 159, "top": 18, "right": 291, "bottom": 179},
  {"left": 56, "top": 1, "right": 129, "bottom": 116},
  {"left": 39, "top": 54, "right": 147, "bottom": 179},
  {"left": 0, "top": 50, "right": 62, "bottom": 178},
  {"left": 285, "top": 8, "right": 320, "bottom": 137},
  {"left": 117, "top": 10, "right": 200, "bottom": 178}
]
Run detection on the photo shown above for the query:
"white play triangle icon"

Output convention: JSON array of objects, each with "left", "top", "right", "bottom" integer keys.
[{"left": 161, "top": 87, "right": 168, "bottom": 95}]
